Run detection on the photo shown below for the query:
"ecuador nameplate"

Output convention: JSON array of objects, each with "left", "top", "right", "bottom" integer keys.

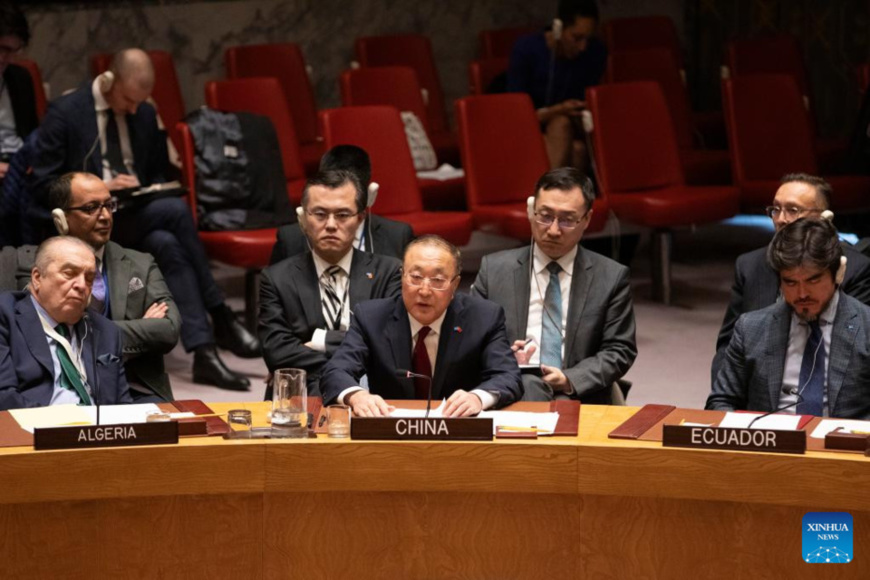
[
  {"left": 34, "top": 422, "right": 179, "bottom": 450},
  {"left": 663, "top": 425, "right": 806, "bottom": 454},
  {"left": 351, "top": 417, "right": 493, "bottom": 441}
]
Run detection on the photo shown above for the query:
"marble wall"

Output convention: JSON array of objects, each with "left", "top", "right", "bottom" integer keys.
[{"left": 20, "top": 0, "right": 682, "bottom": 122}]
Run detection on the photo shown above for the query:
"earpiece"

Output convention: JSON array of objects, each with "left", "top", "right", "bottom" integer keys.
[
  {"left": 821, "top": 209, "right": 835, "bottom": 221},
  {"left": 296, "top": 206, "right": 304, "bottom": 219},
  {"left": 552, "top": 18, "right": 563, "bottom": 41},
  {"left": 367, "top": 182, "right": 379, "bottom": 208},
  {"left": 98, "top": 70, "right": 115, "bottom": 93},
  {"left": 527, "top": 196, "right": 535, "bottom": 222},
  {"left": 52, "top": 209, "right": 69, "bottom": 235},
  {"left": 836, "top": 255, "right": 847, "bottom": 285}
]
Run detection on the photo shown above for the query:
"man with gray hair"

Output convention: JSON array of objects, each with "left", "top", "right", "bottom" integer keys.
[
  {"left": 0, "top": 236, "right": 130, "bottom": 410},
  {"left": 707, "top": 218, "right": 870, "bottom": 419}
]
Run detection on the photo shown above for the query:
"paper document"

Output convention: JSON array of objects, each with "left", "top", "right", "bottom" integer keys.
[
  {"left": 479, "top": 410, "right": 560, "bottom": 435},
  {"left": 390, "top": 400, "right": 446, "bottom": 418},
  {"left": 417, "top": 164, "right": 465, "bottom": 181},
  {"left": 809, "top": 419, "right": 870, "bottom": 439},
  {"left": 83, "top": 404, "right": 162, "bottom": 425},
  {"left": 718, "top": 412, "right": 801, "bottom": 430},
  {"left": 10, "top": 403, "right": 164, "bottom": 433}
]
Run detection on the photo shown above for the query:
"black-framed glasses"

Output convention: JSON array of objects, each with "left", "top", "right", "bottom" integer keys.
[
  {"left": 305, "top": 209, "right": 360, "bottom": 223},
  {"left": 403, "top": 271, "right": 457, "bottom": 291},
  {"left": 67, "top": 198, "right": 119, "bottom": 216},
  {"left": 764, "top": 206, "right": 823, "bottom": 219},
  {"left": 533, "top": 210, "right": 589, "bottom": 230}
]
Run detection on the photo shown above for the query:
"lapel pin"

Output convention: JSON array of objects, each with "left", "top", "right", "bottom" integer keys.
[
  {"left": 454, "top": 326, "right": 462, "bottom": 333},
  {"left": 366, "top": 272, "right": 374, "bottom": 279}
]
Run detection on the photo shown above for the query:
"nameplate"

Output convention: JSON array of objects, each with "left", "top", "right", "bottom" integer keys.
[
  {"left": 662, "top": 425, "right": 806, "bottom": 455},
  {"left": 825, "top": 430, "right": 870, "bottom": 452},
  {"left": 34, "top": 422, "right": 179, "bottom": 450},
  {"left": 351, "top": 417, "right": 493, "bottom": 441}
]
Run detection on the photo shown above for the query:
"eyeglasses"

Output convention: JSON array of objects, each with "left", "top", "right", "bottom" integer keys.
[
  {"left": 67, "top": 198, "right": 118, "bottom": 216},
  {"left": 533, "top": 211, "right": 589, "bottom": 230},
  {"left": 764, "top": 206, "right": 823, "bottom": 219},
  {"left": 305, "top": 209, "right": 359, "bottom": 223},
  {"left": 403, "top": 272, "right": 457, "bottom": 291}
]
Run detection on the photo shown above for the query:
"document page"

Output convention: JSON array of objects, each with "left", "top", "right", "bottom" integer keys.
[
  {"left": 10, "top": 405, "right": 94, "bottom": 433},
  {"left": 718, "top": 412, "right": 801, "bottom": 430},
  {"left": 810, "top": 419, "right": 870, "bottom": 439},
  {"left": 390, "top": 400, "right": 446, "bottom": 418},
  {"left": 479, "top": 410, "right": 560, "bottom": 435}
]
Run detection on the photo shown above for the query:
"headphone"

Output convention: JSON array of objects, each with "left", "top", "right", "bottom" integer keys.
[
  {"left": 819, "top": 209, "right": 846, "bottom": 285},
  {"left": 52, "top": 208, "right": 69, "bottom": 235},
  {"left": 98, "top": 70, "right": 115, "bottom": 93},
  {"left": 526, "top": 195, "right": 535, "bottom": 221}
]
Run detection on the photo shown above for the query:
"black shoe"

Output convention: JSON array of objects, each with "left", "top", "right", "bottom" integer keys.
[
  {"left": 212, "top": 304, "right": 261, "bottom": 358},
  {"left": 192, "top": 345, "right": 251, "bottom": 391}
]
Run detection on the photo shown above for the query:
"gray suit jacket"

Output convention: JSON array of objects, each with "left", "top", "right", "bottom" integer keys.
[
  {"left": 10, "top": 242, "right": 180, "bottom": 401},
  {"left": 707, "top": 292, "right": 870, "bottom": 419},
  {"left": 471, "top": 245, "right": 637, "bottom": 403}
]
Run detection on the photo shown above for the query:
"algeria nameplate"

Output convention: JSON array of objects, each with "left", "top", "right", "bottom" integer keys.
[
  {"left": 351, "top": 417, "right": 493, "bottom": 441},
  {"left": 663, "top": 425, "right": 806, "bottom": 454},
  {"left": 34, "top": 422, "right": 179, "bottom": 450}
]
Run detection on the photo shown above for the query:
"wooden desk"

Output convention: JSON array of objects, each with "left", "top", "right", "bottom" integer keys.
[{"left": 1, "top": 404, "right": 868, "bottom": 578}]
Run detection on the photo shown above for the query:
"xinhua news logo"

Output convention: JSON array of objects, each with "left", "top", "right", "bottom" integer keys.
[{"left": 803, "top": 512, "right": 853, "bottom": 564}]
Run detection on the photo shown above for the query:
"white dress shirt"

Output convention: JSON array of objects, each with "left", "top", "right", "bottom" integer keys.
[
  {"left": 308, "top": 249, "right": 353, "bottom": 351},
  {"left": 0, "top": 81, "right": 21, "bottom": 155},
  {"left": 92, "top": 77, "right": 135, "bottom": 180}
]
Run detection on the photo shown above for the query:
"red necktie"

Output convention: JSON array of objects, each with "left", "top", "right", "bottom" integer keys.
[{"left": 412, "top": 326, "right": 432, "bottom": 399}]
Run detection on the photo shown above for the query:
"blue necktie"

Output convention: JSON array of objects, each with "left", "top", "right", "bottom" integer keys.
[
  {"left": 540, "top": 261, "right": 563, "bottom": 368},
  {"left": 796, "top": 321, "right": 825, "bottom": 416},
  {"left": 90, "top": 258, "right": 107, "bottom": 314}
]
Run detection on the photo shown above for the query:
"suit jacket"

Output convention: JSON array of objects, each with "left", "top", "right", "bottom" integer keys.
[
  {"left": 0, "top": 291, "right": 131, "bottom": 410},
  {"left": 4, "top": 64, "right": 39, "bottom": 140},
  {"left": 707, "top": 292, "right": 870, "bottom": 419},
  {"left": 29, "top": 83, "right": 168, "bottom": 209},
  {"left": 471, "top": 245, "right": 637, "bottom": 403},
  {"left": 320, "top": 293, "right": 523, "bottom": 407},
  {"left": 259, "top": 249, "right": 402, "bottom": 396},
  {"left": 712, "top": 244, "right": 870, "bottom": 382},
  {"left": 269, "top": 215, "right": 414, "bottom": 265}
]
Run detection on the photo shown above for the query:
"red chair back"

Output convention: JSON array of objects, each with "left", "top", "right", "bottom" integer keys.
[
  {"left": 606, "top": 48, "right": 693, "bottom": 148},
  {"left": 354, "top": 34, "right": 448, "bottom": 134},
  {"left": 603, "top": 16, "right": 683, "bottom": 67},
  {"left": 725, "top": 35, "right": 809, "bottom": 96},
  {"left": 857, "top": 63, "right": 870, "bottom": 99},
  {"left": 15, "top": 59, "right": 47, "bottom": 120},
  {"left": 722, "top": 75, "right": 817, "bottom": 184},
  {"left": 479, "top": 26, "right": 538, "bottom": 58},
  {"left": 224, "top": 43, "right": 319, "bottom": 146},
  {"left": 176, "top": 121, "right": 201, "bottom": 226},
  {"left": 455, "top": 94, "right": 548, "bottom": 208},
  {"left": 204, "top": 78, "right": 305, "bottom": 183},
  {"left": 586, "top": 81, "right": 685, "bottom": 194},
  {"left": 468, "top": 58, "right": 509, "bottom": 95},
  {"left": 340, "top": 67, "right": 429, "bottom": 130},
  {"left": 319, "top": 106, "right": 424, "bottom": 216}
]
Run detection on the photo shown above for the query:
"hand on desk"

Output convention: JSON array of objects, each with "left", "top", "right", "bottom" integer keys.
[
  {"left": 442, "top": 390, "right": 483, "bottom": 418},
  {"left": 347, "top": 391, "right": 394, "bottom": 417}
]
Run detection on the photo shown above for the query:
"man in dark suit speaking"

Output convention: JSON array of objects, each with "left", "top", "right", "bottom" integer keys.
[
  {"left": 0, "top": 236, "right": 130, "bottom": 410},
  {"left": 708, "top": 218, "right": 870, "bottom": 419},
  {"left": 321, "top": 235, "right": 522, "bottom": 417}
]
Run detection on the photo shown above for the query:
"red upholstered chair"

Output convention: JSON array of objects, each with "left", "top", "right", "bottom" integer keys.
[
  {"left": 603, "top": 16, "right": 683, "bottom": 68},
  {"left": 858, "top": 63, "right": 870, "bottom": 99},
  {"left": 455, "top": 93, "right": 607, "bottom": 240},
  {"left": 177, "top": 121, "right": 277, "bottom": 328},
  {"left": 204, "top": 78, "right": 307, "bottom": 204},
  {"left": 722, "top": 74, "right": 870, "bottom": 213},
  {"left": 479, "top": 26, "right": 538, "bottom": 58},
  {"left": 586, "top": 81, "right": 740, "bottom": 304},
  {"left": 224, "top": 43, "right": 324, "bottom": 175},
  {"left": 340, "top": 67, "right": 465, "bottom": 210},
  {"left": 354, "top": 34, "right": 459, "bottom": 166},
  {"left": 606, "top": 48, "right": 730, "bottom": 185},
  {"left": 15, "top": 59, "right": 47, "bottom": 120},
  {"left": 468, "top": 57, "right": 509, "bottom": 95},
  {"left": 91, "top": 51, "right": 186, "bottom": 150},
  {"left": 319, "top": 106, "right": 473, "bottom": 246}
]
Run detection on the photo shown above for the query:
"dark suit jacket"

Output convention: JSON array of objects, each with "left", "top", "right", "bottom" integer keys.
[
  {"left": 320, "top": 293, "right": 523, "bottom": 407},
  {"left": 259, "top": 249, "right": 402, "bottom": 396},
  {"left": 4, "top": 64, "right": 39, "bottom": 140},
  {"left": 471, "top": 245, "right": 637, "bottom": 403},
  {"left": 29, "top": 83, "right": 168, "bottom": 209},
  {"left": 0, "top": 291, "right": 131, "bottom": 410},
  {"left": 713, "top": 244, "right": 870, "bottom": 382},
  {"left": 708, "top": 293, "right": 870, "bottom": 418},
  {"left": 269, "top": 215, "right": 414, "bottom": 265}
]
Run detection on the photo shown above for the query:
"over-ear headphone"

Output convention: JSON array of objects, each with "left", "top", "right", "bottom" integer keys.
[
  {"left": 821, "top": 209, "right": 835, "bottom": 221},
  {"left": 367, "top": 182, "right": 379, "bottom": 208},
  {"left": 552, "top": 18, "right": 563, "bottom": 41},
  {"left": 52, "top": 208, "right": 69, "bottom": 235},
  {"left": 527, "top": 196, "right": 535, "bottom": 222},
  {"left": 98, "top": 70, "right": 115, "bottom": 93},
  {"left": 836, "top": 255, "right": 847, "bottom": 285}
]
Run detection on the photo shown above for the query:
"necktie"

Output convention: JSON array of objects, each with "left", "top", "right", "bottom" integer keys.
[
  {"left": 104, "top": 112, "right": 129, "bottom": 175},
  {"left": 90, "top": 258, "right": 107, "bottom": 314},
  {"left": 412, "top": 326, "right": 432, "bottom": 399},
  {"left": 320, "top": 265, "right": 344, "bottom": 330},
  {"left": 541, "top": 261, "right": 563, "bottom": 368},
  {"left": 796, "top": 321, "right": 825, "bottom": 416},
  {"left": 54, "top": 324, "right": 92, "bottom": 405}
]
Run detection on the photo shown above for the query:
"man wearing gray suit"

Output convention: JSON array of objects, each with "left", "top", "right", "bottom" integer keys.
[
  {"left": 708, "top": 218, "right": 870, "bottom": 419},
  {"left": 472, "top": 168, "right": 637, "bottom": 403}
]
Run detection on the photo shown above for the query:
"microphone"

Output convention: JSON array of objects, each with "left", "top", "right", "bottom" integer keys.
[
  {"left": 84, "top": 314, "right": 102, "bottom": 426},
  {"left": 395, "top": 368, "right": 433, "bottom": 418},
  {"left": 747, "top": 386, "right": 804, "bottom": 429}
]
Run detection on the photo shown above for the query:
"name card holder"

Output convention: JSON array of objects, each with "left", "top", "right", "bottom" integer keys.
[
  {"left": 351, "top": 417, "right": 493, "bottom": 441},
  {"left": 663, "top": 425, "right": 806, "bottom": 455},
  {"left": 824, "top": 430, "right": 870, "bottom": 452},
  {"left": 34, "top": 422, "right": 179, "bottom": 451}
]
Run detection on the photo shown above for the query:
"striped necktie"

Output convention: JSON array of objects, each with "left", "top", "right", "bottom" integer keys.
[
  {"left": 320, "top": 265, "right": 344, "bottom": 330},
  {"left": 54, "top": 324, "right": 92, "bottom": 405}
]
